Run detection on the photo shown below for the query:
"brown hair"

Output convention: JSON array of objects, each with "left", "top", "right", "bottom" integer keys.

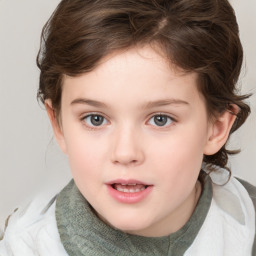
[{"left": 37, "top": 0, "right": 250, "bottom": 172}]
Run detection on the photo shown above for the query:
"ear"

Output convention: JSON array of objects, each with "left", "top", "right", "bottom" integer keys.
[
  {"left": 204, "top": 105, "right": 239, "bottom": 155},
  {"left": 45, "top": 100, "right": 67, "bottom": 154}
]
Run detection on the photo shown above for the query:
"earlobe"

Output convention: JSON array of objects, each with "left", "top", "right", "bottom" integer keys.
[
  {"left": 45, "top": 100, "right": 67, "bottom": 154},
  {"left": 204, "top": 105, "right": 239, "bottom": 155}
]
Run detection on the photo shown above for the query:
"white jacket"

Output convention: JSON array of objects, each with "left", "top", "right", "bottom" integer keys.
[
  {"left": 0, "top": 176, "right": 255, "bottom": 256},
  {"left": 0, "top": 197, "right": 68, "bottom": 256}
]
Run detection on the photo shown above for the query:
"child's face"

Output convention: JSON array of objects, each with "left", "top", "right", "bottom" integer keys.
[{"left": 53, "top": 46, "right": 216, "bottom": 237}]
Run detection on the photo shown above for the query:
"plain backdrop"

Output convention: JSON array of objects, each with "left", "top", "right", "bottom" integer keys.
[{"left": 0, "top": 0, "right": 255, "bottom": 228}]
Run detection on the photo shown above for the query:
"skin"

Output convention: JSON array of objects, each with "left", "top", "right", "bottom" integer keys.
[{"left": 46, "top": 46, "right": 236, "bottom": 237}]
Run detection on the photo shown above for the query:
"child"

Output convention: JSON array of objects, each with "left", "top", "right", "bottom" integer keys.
[{"left": 0, "top": 0, "right": 255, "bottom": 255}]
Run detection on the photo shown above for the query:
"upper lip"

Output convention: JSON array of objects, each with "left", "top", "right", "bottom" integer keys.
[{"left": 106, "top": 179, "right": 152, "bottom": 186}]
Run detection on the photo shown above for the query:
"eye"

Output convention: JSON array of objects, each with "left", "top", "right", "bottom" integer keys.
[
  {"left": 148, "top": 114, "right": 174, "bottom": 127},
  {"left": 83, "top": 114, "right": 108, "bottom": 127}
]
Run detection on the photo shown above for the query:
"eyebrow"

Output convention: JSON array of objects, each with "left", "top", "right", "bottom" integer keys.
[
  {"left": 144, "top": 99, "right": 189, "bottom": 109},
  {"left": 70, "top": 98, "right": 189, "bottom": 108},
  {"left": 71, "top": 98, "right": 108, "bottom": 108}
]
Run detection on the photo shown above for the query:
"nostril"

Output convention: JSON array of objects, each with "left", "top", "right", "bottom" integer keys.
[{"left": 112, "top": 158, "right": 138, "bottom": 165}]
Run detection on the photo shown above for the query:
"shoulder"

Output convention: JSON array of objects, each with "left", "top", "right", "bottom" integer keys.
[
  {"left": 211, "top": 176, "right": 255, "bottom": 255},
  {"left": 0, "top": 195, "right": 68, "bottom": 256},
  {"left": 211, "top": 175, "right": 255, "bottom": 226},
  {"left": 187, "top": 174, "right": 255, "bottom": 256},
  {"left": 209, "top": 172, "right": 256, "bottom": 217},
  {"left": 236, "top": 178, "right": 256, "bottom": 207},
  {"left": 236, "top": 177, "right": 256, "bottom": 255}
]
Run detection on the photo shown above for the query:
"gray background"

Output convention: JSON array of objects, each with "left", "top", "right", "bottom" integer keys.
[{"left": 0, "top": 0, "right": 255, "bottom": 228}]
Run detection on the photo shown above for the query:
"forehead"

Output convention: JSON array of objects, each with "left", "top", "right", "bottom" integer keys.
[{"left": 61, "top": 46, "right": 203, "bottom": 108}]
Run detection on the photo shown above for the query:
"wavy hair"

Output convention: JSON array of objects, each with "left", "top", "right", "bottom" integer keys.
[{"left": 37, "top": 0, "right": 251, "bottom": 173}]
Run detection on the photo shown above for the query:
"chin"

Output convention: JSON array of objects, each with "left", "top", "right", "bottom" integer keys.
[
  {"left": 95, "top": 206, "right": 156, "bottom": 236},
  {"left": 106, "top": 216, "right": 153, "bottom": 236}
]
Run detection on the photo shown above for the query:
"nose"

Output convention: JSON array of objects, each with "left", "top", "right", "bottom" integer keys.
[{"left": 110, "top": 125, "right": 145, "bottom": 166}]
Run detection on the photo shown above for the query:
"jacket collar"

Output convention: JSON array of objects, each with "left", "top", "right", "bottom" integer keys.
[{"left": 55, "top": 173, "right": 212, "bottom": 256}]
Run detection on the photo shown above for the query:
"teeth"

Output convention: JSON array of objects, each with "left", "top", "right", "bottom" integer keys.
[{"left": 115, "top": 184, "right": 146, "bottom": 193}]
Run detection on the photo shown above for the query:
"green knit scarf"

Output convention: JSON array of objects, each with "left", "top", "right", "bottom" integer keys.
[{"left": 56, "top": 176, "right": 212, "bottom": 256}]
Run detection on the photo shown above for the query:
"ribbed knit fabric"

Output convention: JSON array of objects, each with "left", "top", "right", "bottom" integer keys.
[{"left": 55, "top": 175, "right": 212, "bottom": 256}]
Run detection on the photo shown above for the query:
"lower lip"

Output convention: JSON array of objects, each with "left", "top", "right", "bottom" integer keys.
[{"left": 106, "top": 185, "right": 153, "bottom": 204}]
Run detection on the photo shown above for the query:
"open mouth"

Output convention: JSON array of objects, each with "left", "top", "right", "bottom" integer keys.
[
  {"left": 111, "top": 183, "right": 149, "bottom": 193},
  {"left": 107, "top": 180, "right": 153, "bottom": 203}
]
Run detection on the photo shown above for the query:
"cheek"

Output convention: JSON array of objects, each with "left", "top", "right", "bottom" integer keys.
[
  {"left": 150, "top": 126, "right": 208, "bottom": 181},
  {"left": 65, "top": 134, "right": 107, "bottom": 179},
  {"left": 65, "top": 135, "right": 108, "bottom": 201},
  {"left": 154, "top": 131, "right": 206, "bottom": 163},
  {"left": 152, "top": 136, "right": 204, "bottom": 202}
]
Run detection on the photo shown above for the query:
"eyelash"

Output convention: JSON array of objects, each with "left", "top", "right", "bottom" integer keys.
[
  {"left": 147, "top": 113, "right": 176, "bottom": 128},
  {"left": 81, "top": 113, "right": 109, "bottom": 130},
  {"left": 80, "top": 113, "right": 176, "bottom": 130}
]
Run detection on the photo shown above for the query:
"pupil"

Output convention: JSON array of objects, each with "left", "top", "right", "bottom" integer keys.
[
  {"left": 154, "top": 115, "right": 167, "bottom": 126},
  {"left": 91, "top": 115, "right": 103, "bottom": 126}
]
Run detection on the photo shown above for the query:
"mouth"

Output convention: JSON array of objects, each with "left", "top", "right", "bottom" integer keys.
[
  {"left": 111, "top": 183, "right": 149, "bottom": 193},
  {"left": 106, "top": 180, "right": 153, "bottom": 203}
]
